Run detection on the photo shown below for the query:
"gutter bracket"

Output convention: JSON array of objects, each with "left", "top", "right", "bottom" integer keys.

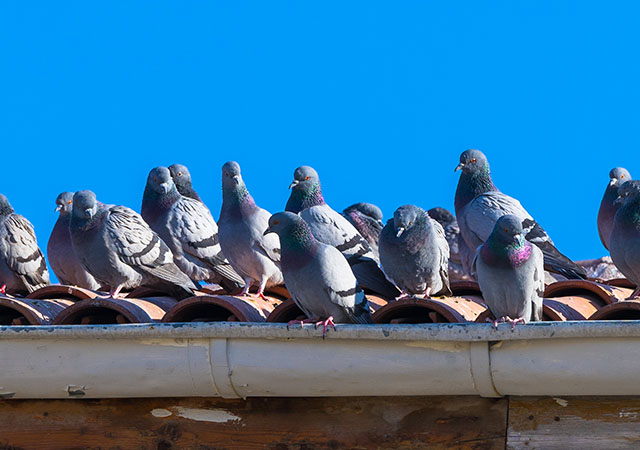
[
  {"left": 209, "top": 338, "right": 242, "bottom": 399},
  {"left": 469, "top": 341, "right": 502, "bottom": 398}
]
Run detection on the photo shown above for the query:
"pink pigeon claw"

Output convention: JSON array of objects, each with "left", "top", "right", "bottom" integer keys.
[{"left": 315, "top": 316, "right": 337, "bottom": 339}]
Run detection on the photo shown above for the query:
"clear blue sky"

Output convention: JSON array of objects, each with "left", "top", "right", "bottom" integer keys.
[{"left": 1, "top": 2, "right": 637, "bottom": 277}]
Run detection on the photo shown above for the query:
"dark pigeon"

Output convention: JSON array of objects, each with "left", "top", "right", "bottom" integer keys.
[
  {"left": 454, "top": 149, "right": 586, "bottom": 280},
  {"left": 598, "top": 167, "right": 632, "bottom": 251},
  {"left": 169, "top": 164, "right": 202, "bottom": 202},
  {"left": 379, "top": 205, "right": 452, "bottom": 298},
  {"left": 342, "top": 202, "right": 384, "bottom": 257},
  {"left": 609, "top": 180, "right": 640, "bottom": 299},
  {"left": 47, "top": 192, "right": 101, "bottom": 290},
  {"left": 286, "top": 165, "right": 400, "bottom": 299}
]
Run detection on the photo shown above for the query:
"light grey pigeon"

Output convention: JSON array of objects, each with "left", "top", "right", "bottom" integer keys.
[
  {"left": 342, "top": 202, "right": 384, "bottom": 256},
  {"left": 218, "top": 161, "right": 284, "bottom": 298},
  {"left": 379, "top": 205, "right": 452, "bottom": 298},
  {"left": 264, "top": 211, "right": 372, "bottom": 336},
  {"left": 0, "top": 194, "right": 50, "bottom": 295},
  {"left": 285, "top": 166, "right": 400, "bottom": 299},
  {"left": 47, "top": 192, "right": 101, "bottom": 290},
  {"left": 455, "top": 149, "right": 587, "bottom": 280},
  {"left": 472, "top": 215, "right": 544, "bottom": 328},
  {"left": 141, "top": 166, "right": 245, "bottom": 292},
  {"left": 598, "top": 167, "right": 632, "bottom": 251},
  {"left": 69, "top": 190, "right": 198, "bottom": 299},
  {"left": 169, "top": 163, "right": 202, "bottom": 202},
  {"left": 609, "top": 180, "right": 640, "bottom": 299}
]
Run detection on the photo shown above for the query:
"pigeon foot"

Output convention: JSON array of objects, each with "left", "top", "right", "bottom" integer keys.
[
  {"left": 395, "top": 291, "right": 413, "bottom": 301},
  {"left": 0, "top": 284, "right": 5, "bottom": 295},
  {"left": 315, "top": 316, "right": 337, "bottom": 339},
  {"left": 286, "top": 317, "right": 316, "bottom": 330}
]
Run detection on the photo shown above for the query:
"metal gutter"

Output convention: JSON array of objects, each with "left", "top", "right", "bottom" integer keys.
[{"left": 0, "top": 321, "right": 639, "bottom": 399}]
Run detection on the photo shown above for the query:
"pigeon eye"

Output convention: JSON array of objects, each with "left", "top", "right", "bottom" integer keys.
[
  {"left": 305, "top": 176, "right": 310, "bottom": 180},
  {"left": 504, "top": 228, "right": 509, "bottom": 233},
  {"left": 621, "top": 175, "right": 625, "bottom": 179},
  {"left": 273, "top": 220, "right": 279, "bottom": 225},
  {"left": 470, "top": 158, "right": 477, "bottom": 163},
  {"left": 177, "top": 172, "right": 183, "bottom": 177},
  {"left": 67, "top": 200, "right": 72, "bottom": 205}
]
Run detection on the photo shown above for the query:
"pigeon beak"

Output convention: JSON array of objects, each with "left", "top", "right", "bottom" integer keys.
[
  {"left": 84, "top": 208, "right": 94, "bottom": 219},
  {"left": 54, "top": 205, "right": 62, "bottom": 212},
  {"left": 160, "top": 182, "right": 170, "bottom": 194},
  {"left": 454, "top": 163, "right": 465, "bottom": 172},
  {"left": 514, "top": 233, "right": 524, "bottom": 243},
  {"left": 396, "top": 227, "right": 405, "bottom": 237},
  {"left": 263, "top": 226, "right": 273, "bottom": 236},
  {"left": 289, "top": 180, "right": 299, "bottom": 189},
  {"left": 609, "top": 179, "right": 618, "bottom": 187},
  {"left": 615, "top": 195, "right": 624, "bottom": 205}
]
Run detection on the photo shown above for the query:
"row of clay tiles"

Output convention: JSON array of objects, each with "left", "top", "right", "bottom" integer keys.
[{"left": 0, "top": 278, "right": 638, "bottom": 326}]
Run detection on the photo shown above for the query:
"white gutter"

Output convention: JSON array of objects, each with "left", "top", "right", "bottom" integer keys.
[{"left": 0, "top": 321, "right": 638, "bottom": 399}]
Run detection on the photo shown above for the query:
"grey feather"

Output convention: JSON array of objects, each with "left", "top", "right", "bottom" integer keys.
[
  {"left": 0, "top": 194, "right": 50, "bottom": 295},
  {"left": 609, "top": 180, "right": 640, "bottom": 297}
]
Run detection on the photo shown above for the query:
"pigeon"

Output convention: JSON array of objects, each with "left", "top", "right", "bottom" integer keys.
[
  {"left": 0, "top": 194, "right": 50, "bottom": 295},
  {"left": 598, "top": 167, "right": 632, "bottom": 251},
  {"left": 169, "top": 164, "right": 201, "bottom": 202},
  {"left": 264, "top": 211, "right": 372, "bottom": 336},
  {"left": 427, "top": 207, "right": 476, "bottom": 280},
  {"left": 69, "top": 190, "right": 198, "bottom": 299},
  {"left": 609, "top": 180, "right": 640, "bottom": 299},
  {"left": 472, "top": 215, "right": 544, "bottom": 328},
  {"left": 47, "top": 192, "right": 101, "bottom": 290},
  {"left": 286, "top": 166, "right": 400, "bottom": 299},
  {"left": 342, "top": 202, "right": 384, "bottom": 256},
  {"left": 379, "top": 205, "right": 452, "bottom": 298},
  {"left": 218, "top": 161, "right": 284, "bottom": 298},
  {"left": 141, "top": 167, "right": 245, "bottom": 292},
  {"left": 454, "top": 149, "right": 587, "bottom": 280}
]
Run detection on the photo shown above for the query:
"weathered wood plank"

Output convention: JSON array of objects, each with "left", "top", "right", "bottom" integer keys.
[
  {"left": 508, "top": 396, "right": 640, "bottom": 449},
  {"left": 0, "top": 396, "right": 506, "bottom": 450}
]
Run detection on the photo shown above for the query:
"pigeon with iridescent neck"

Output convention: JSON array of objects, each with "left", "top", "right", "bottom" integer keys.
[
  {"left": 69, "top": 190, "right": 198, "bottom": 299},
  {"left": 169, "top": 164, "right": 202, "bottom": 202},
  {"left": 342, "top": 202, "right": 384, "bottom": 257},
  {"left": 598, "top": 167, "right": 632, "bottom": 251},
  {"left": 218, "top": 161, "right": 284, "bottom": 299},
  {"left": 379, "top": 205, "right": 452, "bottom": 299},
  {"left": 455, "top": 149, "right": 586, "bottom": 280},
  {"left": 265, "top": 212, "right": 372, "bottom": 337},
  {"left": 610, "top": 180, "right": 640, "bottom": 299},
  {"left": 473, "top": 215, "right": 544, "bottom": 328},
  {"left": 47, "top": 192, "right": 101, "bottom": 290},
  {"left": 286, "top": 166, "right": 400, "bottom": 299},
  {"left": 141, "top": 166, "right": 245, "bottom": 292},
  {"left": 0, "top": 194, "right": 50, "bottom": 295}
]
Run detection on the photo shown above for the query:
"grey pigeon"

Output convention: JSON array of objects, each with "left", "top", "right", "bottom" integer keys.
[
  {"left": 0, "top": 194, "right": 50, "bottom": 295},
  {"left": 455, "top": 149, "right": 587, "bottom": 280},
  {"left": 342, "top": 202, "right": 384, "bottom": 256},
  {"left": 169, "top": 163, "right": 201, "bottom": 202},
  {"left": 473, "top": 215, "right": 544, "bottom": 327},
  {"left": 69, "top": 190, "right": 198, "bottom": 299},
  {"left": 265, "top": 211, "right": 372, "bottom": 336},
  {"left": 141, "top": 167, "right": 245, "bottom": 292},
  {"left": 598, "top": 167, "right": 632, "bottom": 251},
  {"left": 218, "top": 161, "right": 284, "bottom": 298},
  {"left": 286, "top": 166, "right": 400, "bottom": 299},
  {"left": 379, "top": 205, "right": 452, "bottom": 298},
  {"left": 609, "top": 180, "right": 640, "bottom": 298},
  {"left": 47, "top": 192, "right": 101, "bottom": 290}
]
